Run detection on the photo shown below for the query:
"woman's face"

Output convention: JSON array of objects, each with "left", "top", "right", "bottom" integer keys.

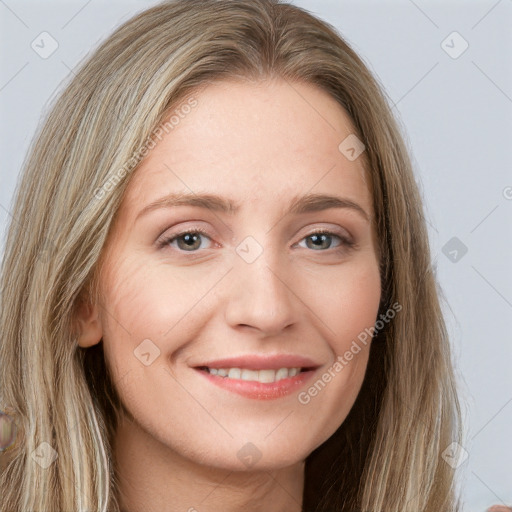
[{"left": 87, "top": 78, "right": 381, "bottom": 470}]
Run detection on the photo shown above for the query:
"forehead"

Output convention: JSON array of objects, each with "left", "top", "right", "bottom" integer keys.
[{"left": 122, "top": 78, "right": 372, "bottom": 217}]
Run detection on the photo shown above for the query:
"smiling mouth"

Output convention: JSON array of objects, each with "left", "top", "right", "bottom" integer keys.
[{"left": 196, "top": 366, "right": 312, "bottom": 384}]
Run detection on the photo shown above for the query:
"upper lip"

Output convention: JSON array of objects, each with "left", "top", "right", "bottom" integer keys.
[{"left": 193, "top": 354, "right": 321, "bottom": 371}]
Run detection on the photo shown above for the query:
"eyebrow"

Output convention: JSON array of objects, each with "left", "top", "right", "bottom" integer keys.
[{"left": 136, "top": 192, "right": 370, "bottom": 221}]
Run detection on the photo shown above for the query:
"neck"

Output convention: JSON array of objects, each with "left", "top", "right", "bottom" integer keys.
[{"left": 113, "top": 413, "right": 305, "bottom": 512}]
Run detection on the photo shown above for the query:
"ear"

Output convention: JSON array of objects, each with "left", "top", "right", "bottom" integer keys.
[{"left": 75, "top": 300, "right": 103, "bottom": 348}]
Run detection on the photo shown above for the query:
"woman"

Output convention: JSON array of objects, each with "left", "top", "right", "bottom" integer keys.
[{"left": 0, "top": 1, "right": 463, "bottom": 511}]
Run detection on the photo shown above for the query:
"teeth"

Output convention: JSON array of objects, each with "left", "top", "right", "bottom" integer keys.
[
  {"left": 258, "top": 369, "right": 275, "bottom": 383},
  {"left": 205, "top": 367, "right": 302, "bottom": 383},
  {"left": 241, "top": 369, "right": 259, "bottom": 381},
  {"left": 227, "top": 368, "right": 241, "bottom": 379},
  {"left": 275, "top": 368, "right": 289, "bottom": 380}
]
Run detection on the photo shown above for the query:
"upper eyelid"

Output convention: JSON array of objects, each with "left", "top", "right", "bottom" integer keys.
[
  {"left": 159, "top": 223, "right": 351, "bottom": 239},
  {"left": 152, "top": 208, "right": 360, "bottom": 237}
]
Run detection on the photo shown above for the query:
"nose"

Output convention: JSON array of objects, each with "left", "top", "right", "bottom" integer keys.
[{"left": 224, "top": 254, "right": 298, "bottom": 337}]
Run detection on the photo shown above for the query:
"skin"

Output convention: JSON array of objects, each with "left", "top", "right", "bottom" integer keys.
[{"left": 76, "top": 78, "right": 382, "bottom": 512}]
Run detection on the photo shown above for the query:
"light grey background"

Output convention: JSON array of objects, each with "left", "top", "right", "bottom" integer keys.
[{"left": 1, "top": 1, "right": 511, "bottom": 510}]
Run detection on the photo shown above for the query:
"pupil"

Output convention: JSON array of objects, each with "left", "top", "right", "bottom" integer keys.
[
  {"left": 181, "top": 233, "right": 200, "bottom": 250},
  {"left": 310, "top": 234, "right": 329, "bottom": 249}
]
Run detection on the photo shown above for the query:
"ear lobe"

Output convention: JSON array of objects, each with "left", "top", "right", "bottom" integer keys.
[{"left": 75, "top": 300, "right": 103, "bottom": 348}]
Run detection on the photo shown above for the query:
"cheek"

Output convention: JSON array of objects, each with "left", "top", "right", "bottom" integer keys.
[
  {"left": 99, "top": 257, "right": 217, "bottom": 373},
  {"left": 299, "top": 253, "right": 381, "bottom": 354},
  {"left": 328, "top": 264, "right": 381, "bottom": 352},
  {"left": 329, "top": 263, "right": 381, "bottom": 390},
  {"left": 295, "top": 260, "right": 381, "bottom": 439}
]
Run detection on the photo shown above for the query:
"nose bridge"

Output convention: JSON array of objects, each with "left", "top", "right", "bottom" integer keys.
[{"left": 225, "top": 236, "right": 297, "bottom": 334}]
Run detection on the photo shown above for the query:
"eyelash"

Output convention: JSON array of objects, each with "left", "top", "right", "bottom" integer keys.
[{"left": 156, "top": 227, "right": 356, "bottom": 254}]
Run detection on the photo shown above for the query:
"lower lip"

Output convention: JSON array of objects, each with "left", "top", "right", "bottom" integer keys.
[{"left": 194, "top": 368, "right": 317, "bottom": 400}]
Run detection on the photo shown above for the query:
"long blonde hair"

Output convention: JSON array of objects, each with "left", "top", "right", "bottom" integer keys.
[{"left": 0, "top": 1, "right": 463, "bottom": 510}]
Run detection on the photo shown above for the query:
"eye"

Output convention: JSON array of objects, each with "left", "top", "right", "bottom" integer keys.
[
  {"left": 157, "top": 228, "right": 213, "bottom": 252},
  {"left": 156, "top": 227, "right": 355, "bottom": 254},
  {"left": 297, "top": 230, "right": 355, "bottom": 252}
]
